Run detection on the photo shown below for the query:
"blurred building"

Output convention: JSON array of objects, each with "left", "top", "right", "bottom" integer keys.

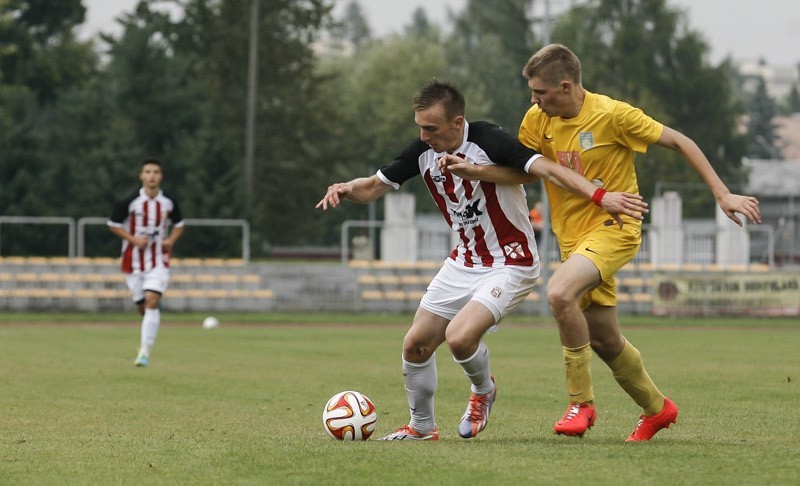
[{"left": 735, "top": 59, "right": 799, "bottom": 99}]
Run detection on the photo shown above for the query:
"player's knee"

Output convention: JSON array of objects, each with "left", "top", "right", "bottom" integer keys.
[
  {"left": 546, "top": 281, "right": 572, "bottom": 312},
  {"left": 444, "top": 330, "right": 473, "bottom": 359},
  {"left": 402, "top": 336, "right": 434, "bottom": 362}
]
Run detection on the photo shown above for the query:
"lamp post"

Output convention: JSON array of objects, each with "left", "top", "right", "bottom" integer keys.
[{"left": 244, "top": 0, "right": 260, "bottom": 202}]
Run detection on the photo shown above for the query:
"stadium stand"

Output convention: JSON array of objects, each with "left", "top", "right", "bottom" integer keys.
[
  {"left": 0, "top": 257, "right": 274, "bottom": 312},
  {"left": 349, "top": 259, "right": 547, "bottom": 314},
  {"left": 0, "top": 255, "right": 776, "bottom": 314}
]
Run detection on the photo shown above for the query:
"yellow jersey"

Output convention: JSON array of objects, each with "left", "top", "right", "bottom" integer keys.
[{"left": 518, "top": 91, "right": 663, "bottom": 249}]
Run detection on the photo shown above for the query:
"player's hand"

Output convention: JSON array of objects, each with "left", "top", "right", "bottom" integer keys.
[
  {"left": 599, "top": 192, "right": 649, "bottom": 229},
  {"left": 316, "top": 182, "right": 351, "bottom": 210},
  {"left": 719, "top": 193, "right": 761, "bottom": 226},
  {"left": 132, "top": 235, "right": 149, "bottom": 249},
  {"left": 437, "top": 154, "right": 479, "bottom": 180}
]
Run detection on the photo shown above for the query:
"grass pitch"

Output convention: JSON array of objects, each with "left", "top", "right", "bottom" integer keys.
[{"left": 1, "top": 313, "right": 798, "bottom": 484}]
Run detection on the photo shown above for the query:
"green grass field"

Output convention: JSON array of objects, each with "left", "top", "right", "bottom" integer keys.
[{"left": 1, "top": 313, "right": 798, "bottom": 484}]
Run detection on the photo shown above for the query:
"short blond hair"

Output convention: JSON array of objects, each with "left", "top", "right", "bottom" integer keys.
[{"left": 522, "top": 44, "right": 582, "bottom": 86}]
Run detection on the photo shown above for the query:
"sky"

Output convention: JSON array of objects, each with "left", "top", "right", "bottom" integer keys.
[{"left": 82, "top": 0, "right": 800, "bottom": 67}]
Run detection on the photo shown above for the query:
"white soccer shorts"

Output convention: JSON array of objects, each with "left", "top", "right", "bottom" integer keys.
[
  {"left": 125, "top": 266, "right": 170, "bottom": 303},
  {"left": 419, "top": 257, "right": 540, "bottom": 323}
]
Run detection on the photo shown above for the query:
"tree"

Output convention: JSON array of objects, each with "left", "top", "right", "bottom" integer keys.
[
  {"left": 746, "top": 77, "right": 781, "bottom": 159},
  {"left": 0, "top": 0, "right": 100, "bottom": 255},
  {"left": 310, "top": 36, "right": 450, "bottom": 241},
  {"left": 447, "top": 0, "right": 536, "bottom": 132},
  {"left": 781, "top": 84, "right": 800, "bottom": 115},
  {"left": 405, "top": 7, "right": 435, "bottom": 39},
  {"left": 341, "top": 0, "right": 371, "bottom": 51},
  {"left": 116, "top": 0, "right": 336, "bottom": 251},
  {"left": 0, "top": 0, "right": 90, "bottom": 102}
]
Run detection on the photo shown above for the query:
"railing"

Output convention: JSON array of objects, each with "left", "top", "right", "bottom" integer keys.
[
  {"left": 340, "top": 220, "right": 779, "bottom": 269},
  {"left": 0, "top": 216, "right": 76, "bottom": 257},
  {"left": 1, "top": 216, "right": 251, "bottom": 261}
]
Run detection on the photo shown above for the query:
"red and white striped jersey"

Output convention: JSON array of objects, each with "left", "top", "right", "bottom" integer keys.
[
  {"left": 378, "top": 121, "right": 541, "bottom": 268},
  {"left": 107, "top": 188, "right": 185, "bottom": 274}
]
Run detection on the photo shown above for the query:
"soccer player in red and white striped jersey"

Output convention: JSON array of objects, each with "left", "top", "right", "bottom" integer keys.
[
  {"left": 108, "top": 159, "right": 185, "bottom": 367},
  {"left": 317, "top": 80, "right": 642, "bottom": 441}
]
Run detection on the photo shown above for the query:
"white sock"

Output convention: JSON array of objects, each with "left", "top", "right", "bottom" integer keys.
[
  {"left": 140, "top": 308, "right": 160, "bottom": 356},
  {"left": 403, "top": 353, "right": 437, "bottom": 433},
  {"left": 454, "top": 341, "right": 494, "bottom": 394}
]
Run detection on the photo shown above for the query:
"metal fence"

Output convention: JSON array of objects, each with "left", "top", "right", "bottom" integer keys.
[
  {"left": 340, "top": 218, "right": 781, "bottom": 269},
  {"left": 0, "top": 216, "right": 251, "bottom": 261}
]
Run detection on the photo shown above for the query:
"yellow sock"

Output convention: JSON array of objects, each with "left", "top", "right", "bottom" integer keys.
[
  {"left": 563, "top": 344, "right": 594, "bottom": 404},
  {"left": 607, "top": 339, "right": 665, "bottom": 415}
]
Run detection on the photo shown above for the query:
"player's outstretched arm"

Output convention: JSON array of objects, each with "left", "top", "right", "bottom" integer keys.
[
  {"left": 657, "top": 126, "right": 761, "bottom": 226},
  {"left": 316, "top": 175, "right": 393, "bottom": 210},
  {"left": 438, "top": 153, "right": 539, "bottom": 184}
]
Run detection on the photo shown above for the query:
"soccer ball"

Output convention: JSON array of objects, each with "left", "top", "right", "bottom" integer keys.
[
  {"left": 202, "top": 316, "right": 220, "bottom": 329},
  {"left": 322, "top": 390, "right": 378, "bottom": 441}
]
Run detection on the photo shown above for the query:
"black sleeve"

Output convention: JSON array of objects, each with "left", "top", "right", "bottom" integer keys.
[
  {"left": 108, "top": 191, "right": 138, "bottom": 224},
  {"left": 169, "top": 198, "right": 184, "bottom": 225},
  {"left": 468, "top": 121, "right": 539, "bottom": 171},
  {"left": 378, "top": 138, "right": 429, "bottom": 186}
]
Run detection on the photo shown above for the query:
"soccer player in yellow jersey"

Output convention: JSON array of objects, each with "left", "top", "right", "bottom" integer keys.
[{"left": 441, "top": 44, "right": 761, "bottom": 441}]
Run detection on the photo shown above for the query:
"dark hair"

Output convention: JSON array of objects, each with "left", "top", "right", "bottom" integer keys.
[
  {"left": 413, "top": 79, "right": 465, "bottom": 119},
  {"left": 141, "top": 158, "right": 162, "bottom": 168}
]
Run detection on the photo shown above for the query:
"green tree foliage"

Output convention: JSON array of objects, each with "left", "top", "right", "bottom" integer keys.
[
  {"left": 1, "top": 0, "right": 335, "bottom": 256},
  {"left": 780, "top": 83, "right": 800, "bottom": 115},
  {"left": 552, "top": 0, "right": 747, "bottom": 214},
  {"left": 447, "top": 0, "right": 535, "bottom": 132},
  {"left": 405, "top": 7, "right": 434, "bottom": 39},
  {"left": 0, "top": 0, "right": 767, "bottom": 255},
  {"left": 312, "top": 35, "right": 449, "bottom": 239},
  {"left": 341, "top": 0, "right": 371, "bottom": 50},
  {"left": 0, "top": 0, "right": 97, "bottom": 254},
  {"left": 0, "top": 0, "right": 90, "bottom": 102},
  {"left": 105, "top": 0, "right": 333, "bottom": 253},
  {"left": 745, "top": 77, "right": 781, "bottom": 159},
  {"left": 0, "top": 0, "right": 97, "bottom": 216}
]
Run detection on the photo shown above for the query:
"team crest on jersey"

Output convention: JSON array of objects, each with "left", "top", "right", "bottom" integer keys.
[
  {"left": 579, "top": 132, "right": 594, "bottom": 150},
  {"left": 491, "top": 286, "right": 503, "bottom": 298},
  {"left": 503, "top": 242, "right": 524, "bottom": 259}
]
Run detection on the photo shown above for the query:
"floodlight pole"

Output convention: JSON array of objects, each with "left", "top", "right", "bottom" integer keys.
[
  {"left": 542, "top": 0, "right": 551, "bottom": 44},
  {"left": 244, "top": 0, "right": 260, "bottom": 202}
]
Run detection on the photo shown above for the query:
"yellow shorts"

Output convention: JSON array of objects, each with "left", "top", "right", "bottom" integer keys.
[{"left": 560, "top": 223, "right": 641, "bottom": 309}]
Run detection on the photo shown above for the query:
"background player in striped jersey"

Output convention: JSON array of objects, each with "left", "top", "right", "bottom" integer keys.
[
  {"left": 317, "top": 80, "right": 646, "bottom": 441},
  {"left": 108, "top": 159, "right": 185, "bottom": 367}
]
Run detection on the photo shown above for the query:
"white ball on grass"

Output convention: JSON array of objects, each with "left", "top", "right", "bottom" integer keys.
[{"left": 202, "top": 316, "right": 220, "bottom": 329}]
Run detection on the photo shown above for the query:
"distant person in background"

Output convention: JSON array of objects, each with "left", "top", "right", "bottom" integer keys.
[
  {"left": 528, "top": 200, "right": 545, "bottom": 247},
  {"left": 317, "top": 79, "right": 645, "bottom": 441},
  {"left": 108, "top": 159, "right": 185, "bottom": 367}
]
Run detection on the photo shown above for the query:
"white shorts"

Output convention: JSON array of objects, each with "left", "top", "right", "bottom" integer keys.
[
  {"left": 125, "top": 266, "right": 170, "bottom": 303},
  {"left": 419, "top": 258, "right": 540, "bottom": 323}
]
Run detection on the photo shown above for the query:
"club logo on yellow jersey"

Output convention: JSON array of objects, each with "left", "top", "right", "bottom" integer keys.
[
  {"left": 557, "top": 151, "right": 583, "bottom": 174},
  {"left": 580, "top": 132, "right": 594, "bottom": 150}
]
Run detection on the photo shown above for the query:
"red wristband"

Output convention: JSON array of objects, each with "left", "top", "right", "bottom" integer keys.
[{"left": 592, "top": 188, "right": 607, "bottom": 206}]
